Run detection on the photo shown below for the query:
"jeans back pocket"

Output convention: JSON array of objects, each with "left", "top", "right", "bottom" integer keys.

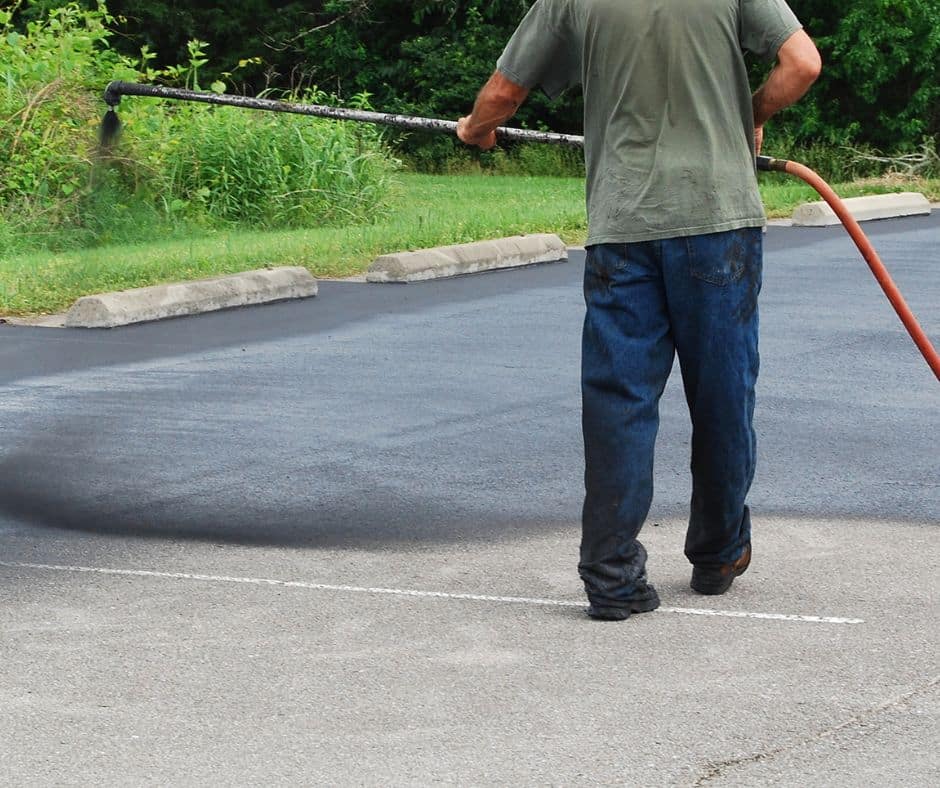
[{"left": 687, "top": 230, "right": 752, "bottom": 286}]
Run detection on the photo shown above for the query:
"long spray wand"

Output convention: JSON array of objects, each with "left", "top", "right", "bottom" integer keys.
[{"left": 99, "top": 80, "right": 584, "bottom": 148}]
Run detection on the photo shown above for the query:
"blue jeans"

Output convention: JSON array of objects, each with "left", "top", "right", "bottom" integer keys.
[{"left": 579, "top": 228, "right": 761, "bottom": 610}]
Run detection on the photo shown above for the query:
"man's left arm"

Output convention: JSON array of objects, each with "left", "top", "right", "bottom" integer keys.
[{"left": 457, "top": 71, "right": 531, "bottom": 150}]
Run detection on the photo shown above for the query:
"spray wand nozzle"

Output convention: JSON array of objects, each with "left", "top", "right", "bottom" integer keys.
[{"left": 98, "top": 81, "right": 123, "bottom": 149}]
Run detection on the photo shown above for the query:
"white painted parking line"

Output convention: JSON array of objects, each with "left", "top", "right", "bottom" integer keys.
[{"left": 0, "top": 561, "right": 865, "bottom": 624}]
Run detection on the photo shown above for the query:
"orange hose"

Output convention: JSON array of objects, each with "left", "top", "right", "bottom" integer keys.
[{"left": 783, "top": 160, "right": 940, "bottom": 381}]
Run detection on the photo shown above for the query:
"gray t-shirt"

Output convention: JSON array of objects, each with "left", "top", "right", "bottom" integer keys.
[{"left": 496, "top": 0, "right": 802, "bottom": 244}]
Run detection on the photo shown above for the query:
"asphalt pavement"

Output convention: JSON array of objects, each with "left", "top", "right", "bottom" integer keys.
[{"left": 1, "top": 215, "right": 938, "bottom": 785}]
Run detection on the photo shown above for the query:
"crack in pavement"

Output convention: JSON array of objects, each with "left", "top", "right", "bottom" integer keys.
[{"left": 692, "top": 673, "right": 940, "bottom": 785}]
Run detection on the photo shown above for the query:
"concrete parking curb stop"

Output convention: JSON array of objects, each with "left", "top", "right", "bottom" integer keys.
[
  {"left": 791, "top": 192, "right": 931, "bottom": 226},
  {"left": 64, "top": 266, "right": 318, "bottom": 328},
  {"left": 366, "top": 233, "right": 568, "bottom": 283}
]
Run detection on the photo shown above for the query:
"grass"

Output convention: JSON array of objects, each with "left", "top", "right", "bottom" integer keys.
[
  {"left": 2, "top": 172, "right": 937, "bottom": 316},
  {"left": 0, "top": 174, "right": 586, "bottom": 316}
]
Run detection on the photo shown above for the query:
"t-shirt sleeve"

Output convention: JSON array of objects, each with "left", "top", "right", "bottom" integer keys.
[
  {"left": 739, "top": 0, "right": 803, "bottom": 62},
  {"left": 496, "top": 0, "right": 581, "bottom": 100}
]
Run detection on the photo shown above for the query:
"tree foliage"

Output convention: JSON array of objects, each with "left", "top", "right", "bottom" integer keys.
[{"left": 772, "top": 1, "right": 940, "bottom": 146}]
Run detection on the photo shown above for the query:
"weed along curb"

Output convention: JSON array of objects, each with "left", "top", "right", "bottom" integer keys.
[
  {"left": 64, "top": 267, "right": 318, "bottom": 328},
  {"left": 366, "top": 234, "right": 568, "bottom": 283},
  {"left": 791, "top": 192, "right": 931, "bottom": 226}
]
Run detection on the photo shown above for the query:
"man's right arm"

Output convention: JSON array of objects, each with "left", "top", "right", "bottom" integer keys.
[
  {"left": 457, "top": 71, "right": 531, "bottom": 150},
  {"left": 752, "top": 29, "right": 822, "bottom": 153}
]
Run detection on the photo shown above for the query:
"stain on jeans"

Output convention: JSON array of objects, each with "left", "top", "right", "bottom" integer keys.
[{"left": 734, "top": 235, "right": 762, "bottom": 323}]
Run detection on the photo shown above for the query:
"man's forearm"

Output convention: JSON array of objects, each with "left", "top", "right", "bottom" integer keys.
[
  {"left": 458, "top": 71, "right": 530, "bottom": 149},
  {"left": 753, "top": 29, "right": 822, "bottom": 128},
  {"left": 752, "top": 66, "right": 815, "bottom": 128}
]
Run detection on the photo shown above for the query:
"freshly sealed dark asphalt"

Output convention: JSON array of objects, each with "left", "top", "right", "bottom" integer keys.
[
  {"left": 1, "top": 214, "right": 937, "bottom": 785},
  {"left": 2, "top": 216, "right": 937, "bottom": 544}
]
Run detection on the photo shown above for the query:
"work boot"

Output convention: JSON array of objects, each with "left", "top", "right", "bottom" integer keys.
[
  {"left": 690, "top": 543, "right": 752, "bottom": 595},
  {"left": 586, "top": 581, "right": 660, "bottom": 621}
]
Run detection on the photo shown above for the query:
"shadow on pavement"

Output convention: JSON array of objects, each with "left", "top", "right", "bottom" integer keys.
[{"left": 0, "top": 446, "right": 561, "bottom": 550}]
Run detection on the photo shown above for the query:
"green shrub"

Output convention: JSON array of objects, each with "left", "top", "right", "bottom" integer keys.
[
  {"left": 0, "top": 1, "right": 397, "bottom": 257},
  {"left": 400, "top": 138, "right": 584, "bottom": 177},
  {"left": 760, "top": 1, "right": 940, "bottom": 149},
  {"left": 504, "top": 144, "right": 585, "bottom": 177},
  {"left": 110, "top": 84, "right": 397, "bottom": 232},
  {"left": 0, "top": 1, "right": 135, "bottom": 251},
  {"left": 760, "top": 131, "right": 876, "bottom": 182}
]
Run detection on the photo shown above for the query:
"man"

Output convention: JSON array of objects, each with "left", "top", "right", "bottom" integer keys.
[{"left": 457, "top": 1, "right": 821, "bottom": 620}]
